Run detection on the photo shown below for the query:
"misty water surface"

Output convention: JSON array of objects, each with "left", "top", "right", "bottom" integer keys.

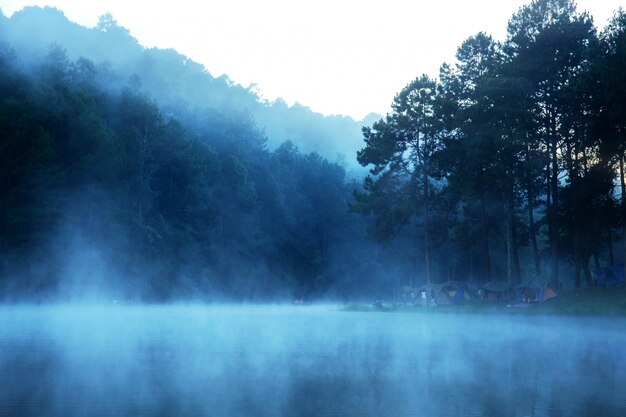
[{"left": 1, "top": 305, "right": 624, "bottom": 417}]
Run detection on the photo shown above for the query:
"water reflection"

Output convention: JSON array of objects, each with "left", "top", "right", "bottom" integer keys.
[{"left": 0, "top": 306, "right": 624, "bottom": 417}]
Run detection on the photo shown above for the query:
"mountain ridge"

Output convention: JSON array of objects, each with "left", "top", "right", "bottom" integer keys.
[{"left": 0, "top": 6, "right": 382, "bottom": 170}]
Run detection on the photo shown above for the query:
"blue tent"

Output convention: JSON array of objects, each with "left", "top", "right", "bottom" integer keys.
[
  {"left": 439, "top": 281, "right": 473, "bottom": 304},
  {"left": 595, "top": 265, "right": 625, "bottom": 288}
]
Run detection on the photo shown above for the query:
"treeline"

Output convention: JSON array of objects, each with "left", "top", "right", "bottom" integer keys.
[
  {"left": 0, "top": 7, "right": 367, "bottom": 168},
  {"left": 0, "top": 44, "right": 389, "bottom": 300},
  {"left": 353, "top": 0, "right": 626, "bottom": 288},
  {"left": 3, "top": 0, "right": 625, "bottom": 299}
]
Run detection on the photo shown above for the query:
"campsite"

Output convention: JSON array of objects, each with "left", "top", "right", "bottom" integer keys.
[{"left": 362, "top": 280, "right": 626, "bottom": 316}]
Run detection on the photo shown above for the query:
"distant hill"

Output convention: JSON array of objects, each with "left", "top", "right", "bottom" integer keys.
[
  {"left": 0, "top": 6, "right": 375, "bottom": 171},
  {"left": 360, "top": 112, "right": 384, "bottom": 127}
]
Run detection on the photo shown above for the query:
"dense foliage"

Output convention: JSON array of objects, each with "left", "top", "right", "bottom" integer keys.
[
  {"left": 0, "top": 7, "right": 368, "bottom": 168},
  {"left": 2, "top": 1, "right": 625, "bottom": 301},
  {"left": 0, "top": 40, "right": 396, "bottom": 300},
  {"left": 0, "top": 7, "right": 410, "bottom": 301},
  {"left": 354, "top": 0, "right": 626, "bottom": 288}
]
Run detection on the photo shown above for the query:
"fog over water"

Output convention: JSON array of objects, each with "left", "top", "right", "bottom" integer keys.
[{"left": 1, "top": 305, "right": 625, "bottom": 417}]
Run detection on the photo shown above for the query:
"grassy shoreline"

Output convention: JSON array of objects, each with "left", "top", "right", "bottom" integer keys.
[{"left": 344, "top": 288, "right": 626, "bottom": 317}]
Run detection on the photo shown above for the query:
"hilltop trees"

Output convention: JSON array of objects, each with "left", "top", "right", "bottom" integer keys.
[
  {"left": 0, "top": 6, "right": 365, "bottom": 167},
  {"left": 0, "top": 43, "right": 384, "bottom": 300},
  {"left": 355, "top": 0, "right": 626, "bottom": 288}
]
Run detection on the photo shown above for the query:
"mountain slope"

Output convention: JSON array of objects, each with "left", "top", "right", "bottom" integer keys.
[{"left": 0, "top": 6, "right": 374, "bottom": 170}]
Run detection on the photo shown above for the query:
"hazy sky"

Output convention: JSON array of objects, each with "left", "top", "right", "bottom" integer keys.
[{"left": 1, "top": 0, "right": 623, "bottom": 120}]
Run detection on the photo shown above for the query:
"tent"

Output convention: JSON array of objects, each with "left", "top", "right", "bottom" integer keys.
[
  {"left": 540, "top": 287, "right": 558, "bottom": 302},
  {"left": 402, "top": 281, "right": 475, "bottom": 306},
  {"left": 439, "top": 280, "right": 473, "bottom": 304},
  {"left": 595, "top": 265, "right": 625, "bottom": 288},
  {"left": 480, "top": 280, "right": 512, "bottom": 303},
  {"left": 515, "top": 278, "right": 558, "bottom": 303},
  {"left": 416, "top": 283, "right": 453, "bottom": 306}
]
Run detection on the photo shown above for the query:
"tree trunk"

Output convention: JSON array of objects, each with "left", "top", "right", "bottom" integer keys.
[
  {"left": 550, "top": 135, "right": 559, "bottom": 289},
  {"left": 469, "top": 245, "right": 474, "bottom": 283},
  {"left": 424, "top": 173, "right": 431, "bottom": 284},
  {"left": 527, "top": 184, "right": 541, "bottom": 277},
  {"left": 566, "top": 142, "right": 580, "bottom": 289},
  {"left": 575, "top": 255, "right": 581, "bottom": 289},
  {"left": 619, "top": 150, "right": 626, "bottom": 282},
  {"left": 545, "top": 149, "right": 553, "bottom": 281},
  {"left": 410, "top": 250, "right": 417, "bottom": 289},
  {"left": 583, "top": 255, "right": 594, "bottom": 288},
  {"left": 505, "top": 201, "right": 513, "bottom": 286},
  {"left": 504, "top": 196, "right": 521, "bottom": 286},
  {"left": 608, "top": 189, "right": 615, "bottom": 266},
  {"left": 510, "top": 196, "right": 522, "bottom": 285},
  {"left": 573, "top": 177, "right": 581, "bottom": 289},
  {"left": 480, "top": 197, "right": 492, "bottom": 282},
  {"left": 525, "top": 145, "right": 541, "bottom": 276}
]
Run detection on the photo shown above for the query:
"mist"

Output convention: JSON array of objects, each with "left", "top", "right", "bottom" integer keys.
[
  {"left": 2, "top": 3, "right": 626, "bottom": 416},
  {"left": 0, "top": 7, "right": 407, "bottom": 302},
  {"left": 1, "top": 304, "right": 625, "bottom": 417},
  {"left": 3, "top": 4, "right": 622, "bottom": 303},
  {"left": 0, "top": 6, "right": 371, "bottom": 172}
]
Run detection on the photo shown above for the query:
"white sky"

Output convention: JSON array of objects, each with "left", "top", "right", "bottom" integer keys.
[{"left": 1, "top": 0, "right": 624, "bottom": 120}]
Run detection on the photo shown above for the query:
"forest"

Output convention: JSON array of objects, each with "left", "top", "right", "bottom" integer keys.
[
  {"left": 0, "top": 6, "right": 392, "bottom": 301},
  {"left": 0, "top": 0, "right": 625, "bottom": 301},
  {"left": 353, "top": 0, "right": 626, "bottom": 290}
]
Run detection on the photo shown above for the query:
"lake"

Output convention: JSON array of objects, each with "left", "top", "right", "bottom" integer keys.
[{"left": 1, "top": 305, "right": 624, "bottom": 417}]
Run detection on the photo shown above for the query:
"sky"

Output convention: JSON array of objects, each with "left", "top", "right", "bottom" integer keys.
[{"left": 1, "top": 0, "right": 624, "bottom": 120}]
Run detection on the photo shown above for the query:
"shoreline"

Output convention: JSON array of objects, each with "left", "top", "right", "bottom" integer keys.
[{"left": 345, "top": 288, "right": 626, "bottom": 317}]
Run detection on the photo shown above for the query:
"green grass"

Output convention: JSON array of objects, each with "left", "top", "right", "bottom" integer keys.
[
  {"left": 527, "top": 288, "right": 626, "bottom": 316},
  {"left": 343, "top": 288, "right": 626, "bottom": 317}
]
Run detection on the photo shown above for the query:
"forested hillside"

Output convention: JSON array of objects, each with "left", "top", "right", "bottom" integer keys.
[
  {"left": 0, "top": 38, "right": 406, "bottom": 301},
  {"left": 0, "top": 7, "right": 369, "bottom": 169},
  {"left": 1, "top": 0, "right": 625, "bottom": 302}
]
